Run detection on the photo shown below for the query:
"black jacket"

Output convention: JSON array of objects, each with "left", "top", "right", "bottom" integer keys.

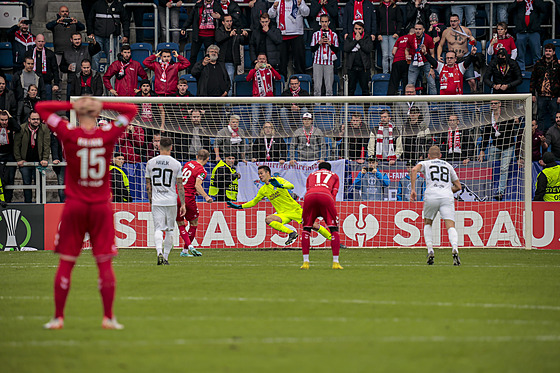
[
  {"left": 376, "top": 2, "right": 403, "bottom": 36},
  {"left": 110, "top": 165, "right": 131, "bottom": 202},
  {"left": 0, "top": 90, "right": 17, "bottom": 118},
  {"left": 280, "top": 87, "right": 310, "bottom": 109},
  {"left": 342, "top": 0, "right": 377, "bottom": 37},
  {"left": 249, "top": 24, "right": 282, "bottom": 68},
  {"left": 46, "top": 15, "right": 86, "bottom": 54},
  {"left": 17, "top": 96, "right": 40, "bottom": 125},
  {"left": 182, "top": 0, "right": 220, "bottom": 43},
  {"left": 251, "top": 136, "right": 287, "bottom": 162},
  {"left": 24, "top": 47, "right": 60, "bottom": 86},
  {"left": 87, "top": 0, "right": 130, "bottom": 38},
  {"left": 11, "top": 70, "right": 46, "bottom": 102},
  {"left": 191, "top": 61, "right": 230, "bottom": 97},
  {"left": 250, "top": 0, "right": 270, "bottom": 30},
  {"left": 70, "top": 71, "right": 104, "bottom": 96},
  {"left": 215, "top": 26, "right": 249, "bottom": 66},
  {"left": 60, "top": 42, "right": 102, "bottom": 84},
  {"left": 344, "top": 33, "right": 374, "bottom": 71},
  {"left": 7, "top": 26, "right": 35, "bottom": 70},
  {"left": 0, "top": 116, "right": 20, "bottom": 155},
  {"left": 483, "top": 57, "right": 523, "bottom": 93},
  {"left": 308, "top": 0, "right": 339, "bottom": 32},
  {"left": 531, "top": 56, "right": 560, "bottom": 97},
  {"left": 403, "top": 0, "right": 431, "bottom": 34},
  {"left": 212, "top": 1, "right": 242, "bottom": 28},
  {"left": 508, "top": 0, "right": 546, "bottom": 34}
]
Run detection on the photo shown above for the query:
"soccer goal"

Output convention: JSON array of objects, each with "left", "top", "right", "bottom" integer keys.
[{"left": 77, "top": 93, "right": 533, "bottom": 250}]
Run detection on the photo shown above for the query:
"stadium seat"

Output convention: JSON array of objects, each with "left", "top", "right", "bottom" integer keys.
[
  {"left": 244, "top": 45, "right": 251, "bottom": 70},
  {"left": 233, "top": 74, "right": 253, "bottom": 97},
  {"left": 97, "top": 51, "right": 108, "bottom": 74},
  {"left": 157, "top": 42, "right": 180, "bottom": 54},
  {"left": 179, "top": 74, "right": 197, "bottom": 96},
  {"left": 0, "top": 42, "right": 13, "bottom": 69},
  {"left": 368, "top": 105, "right": 391, "bottom": 130},
  {"left": 518, "top": 71, "right": 531, "bottom": 93},
  {"left": 542, "top": 39, "right": 560, "bottom": 57},
  {"left": 371, "top": 73, "right": 390, "bottom": 96},
  {"left": 305, "top": 46, "right": 313, "bottom": 70},
  {"left": 45, "top": 42, "right": 54, "bottom": 49},
  {"left": 143, "top": 13, "right": 155, "bottom": 41},
  {"left": 184, "top": 43, "right": 205, "bottom": 62},
  {"left": 131, "top": 43, "right": 153, "bottom": 68},
  {"left": 345, "top": 104, "right": 365, "bottom": 123},
  {"left": 313, "top": 104, "right": 336, "bottom": 132},
  {"left": 290, "top": 74, "right": 312, "bottom": 93},
  {"left": 4, "top": 73, "right": 12, "bottom": 85},
  {"left": 274, "top": 75, "right": 285, "bottom": 96},
  {"left": 333, "top": 74, "right": 340, "bottom": 96}
]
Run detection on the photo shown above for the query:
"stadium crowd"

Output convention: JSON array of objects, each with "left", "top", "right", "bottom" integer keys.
[{"left": 1, "top": 0, "right": 560, "bottom": 203}]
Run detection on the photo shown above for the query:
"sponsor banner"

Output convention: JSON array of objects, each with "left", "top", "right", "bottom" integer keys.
[
  {"left": 236, "top": 160, "right": 346, "bottom": 202},
  {"left": 0, "top": 204, "right": 44, "bottom": 251},
  {"left": 42, "top": 202, "right": 560, "bottom": 250}
]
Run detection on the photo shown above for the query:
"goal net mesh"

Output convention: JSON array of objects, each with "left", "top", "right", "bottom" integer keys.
[{"left": 92, "top": 95, "right": 531, "bottom": 250}]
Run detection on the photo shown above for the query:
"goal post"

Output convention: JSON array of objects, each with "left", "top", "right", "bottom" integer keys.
[{"left": 70, "top": 93, "right": 533, "bottom": 250}]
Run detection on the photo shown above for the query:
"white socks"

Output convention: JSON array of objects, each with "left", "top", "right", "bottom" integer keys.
[
  {"left": 163, "top": 231, "right": 173, "bottom": 260},
  {"left": 154, "top": 230, "right": 164, "bottom": 256},
  {"left": 424, "top": 225, "right": 434, "bottom": 254},
  {"left": 448, "top": 227, "right": 459, "bottom": 254},
  {"left": 333, "top": 256, "right": 339, "bottom": 263},
  {"left": 303, "top": 254, "right": 309, "bottom": 262}
]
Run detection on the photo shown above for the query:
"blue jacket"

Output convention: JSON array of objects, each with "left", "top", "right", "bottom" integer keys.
[
  {"left": 397, "top": 174, "right": 425, "bottom": 201},
  {"left": 353, "top": 170, "right": 389, "bottom": 201}
]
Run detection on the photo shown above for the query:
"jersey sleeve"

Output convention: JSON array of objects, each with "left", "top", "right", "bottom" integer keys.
[
  {"left": 450, "top": 166, "right": 459, "bottom": 182},
  {"left": 277, "top": 177, "right": 294, "bottom": 189},
  {"left": 331, "top": 174, "right": 340, "bottom": 198},
  {"left": 242, "top": 187, "right": 265, "bottom": 208}
]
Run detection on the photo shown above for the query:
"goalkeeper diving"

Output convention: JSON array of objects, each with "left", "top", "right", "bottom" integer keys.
[{"left": 227, "top": 165, "right": 332, "bottom": 245}]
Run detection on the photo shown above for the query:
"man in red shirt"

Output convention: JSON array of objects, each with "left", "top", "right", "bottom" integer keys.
[
  {"left": 301, "top": 161, "right": 341, "bottom": 270},
  {"left": 35, "top": 97, "right": 138, "bottom": 330},
  {"left": 103, "top": 45, "right": 148, "bottom": 96},
  {"left": 144, "top": 49, "right": 190, "bottom": 96},
  {"left": 388, "top": 27, "right": 414, "bottom": 95},
  {"left": 176, "top": 148, "right": 214, "bottom": 257},
  {"left": 405, "top": 22, "right": 436, "bottom": 95},
  {"left": 422, "top": 43, "right": 476, "bottom": 95}
]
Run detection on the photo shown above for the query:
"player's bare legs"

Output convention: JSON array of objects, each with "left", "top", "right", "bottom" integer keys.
[{"left": 424, "top": 218, "right": 460, "bottom": 265}]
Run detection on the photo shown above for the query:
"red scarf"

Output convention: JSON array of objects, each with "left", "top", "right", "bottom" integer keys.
[
  {"left": 290, "top": 86, "right": 301, "bottom": 96},
  {"left": 303, "top": 126, "right": 314, "bottom": 146},
  {"left": 413, "top": 34, "right": 424, "bottom": 63},
  {"left": 320, "top": 29, "right": 336, "bottom": 62},
  {"left": 200, "top": 1, "right": 216, "bottom": 30},
  {"left": 221, "top": 0, "right": 229, "bottom": 13},
  {"left": 491, "top": 111, "right": 501, "bottom": 137},
  {"left": 525, "top": 0, "right": 533, "bottom": 26},
  {"left": 28, "top": 124, "right": 39, "bottom": 149},
  {"left": 255, "top": 68, "right": 273, "bottom": 96},
  {"left": 32, "top": 47, "right": 47, "bottom": 74},
  {"left": 353, "top": 0, "right": 364, "bottom": 24},
  {"left": 315, "top": 5, "right": 327, "bottom": 21},
  {"left": 119, "top": 59, "right": 130, "bottom": 77},
  {"left": 264, "top": 136, "right": 274, "bottom": 160},
  {"left": 80, "top": 74, "right": 92, "bottom": 87},
  {"left": 376, "top": 122, "right": 396, "bottom": 161},
  {"left": 447, "top": 128, "right": 461, "bottom": 154},
  {"left": 159, "top": 61, "right": 169, "bottom": 82},
  {"left": 278, "top": 0, "right": 287, "bottom": 31},
  {"left": 228, "top": 125, "right": 242, "bottom": 144},
  {"left": 14, "top": 31, "right": 35, "bottom": 48}
]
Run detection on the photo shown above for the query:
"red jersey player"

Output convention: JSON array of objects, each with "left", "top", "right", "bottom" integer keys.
[
  {"left": 176, "top": 149, "right": 213, "bottom": 257},
  {"left": 35, "top": 97, "right": 138, "bottom": 330},
  {"left": 302, "top": 161, "right": 342, "bottom": 270}
]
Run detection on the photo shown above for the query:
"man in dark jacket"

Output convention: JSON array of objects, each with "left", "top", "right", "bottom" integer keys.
[
  {"left": 87, "top": 0, "right": 130, "bottom": 68},
  {"left": 249, "top": 0, "right": 270, "bottom": 30},
  {"left": 103, "top": 45, "right": 148, "bottom": 96},
  {"left": 7, "top": 18, "right": 36, "bottom": 73},
  {"left": 279, "top": 75, "right": 309, "bottom": 132},
  {"left": 0, "top": 76, "right": 17, "bottom": 118},
  {"left": 70, "top": 59, "right": 104, "bottom": 96},
  {"left": 508, "top": 0, "right": 546, "bottom": 70},
  {"left": 191, "top": 45, "right": 230, "bottom": 97},
  {"left": 181, "top": 0, "right": 220, "bottom": 70},
  {"left": 215, "top": 14, "right": 249, "bottom": 95},
  {"left": 46, "top": 5, "right": 86, "bottom": 62},
  {"left": 0, "top": 110, "right": 21, "bottom": 202},
  {"left": 344, "top": 21, "right": 373, "bottom": 96},
  {"left": 24, "top": 34, "right": 60, "bottom": 100},
  {"left": 213, "top": 0, "right": 243, "bottom": 28},
  {"left": 249, "top": 13, "right": 282, "bottom": 70},
  {"left": 60, "top": 33, "right": 101, "bottom": 99},
  {"left": 308, "top": 0, "right": 339, "bottom": 32},
  {"left": 530, "top": 43, "right": 560, "bottom": 132},
  {"left": 483, "top": 48, "right": 523, "bottom": 94},
  {"left": 12, "top": 57, "right": 46, "bottom": 102},
  {"left": 342, "top": 0, "right": 377, "bottom": 41}
]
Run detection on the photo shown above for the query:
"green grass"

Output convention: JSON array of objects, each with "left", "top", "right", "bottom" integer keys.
[{"left": 1, "top": 248, "right": 560, "bottom": 373}]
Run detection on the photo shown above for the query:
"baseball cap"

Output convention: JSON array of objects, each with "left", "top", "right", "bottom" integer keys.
[{"left": 302, "top": 112, "right": 313, "bottom": 119}]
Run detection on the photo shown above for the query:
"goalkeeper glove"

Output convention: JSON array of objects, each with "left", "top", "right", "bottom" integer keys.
[
  {"left": 269, "top": 178, "right": 283, "bottom": 188},
  {"left": 227, "top": 201, "right": 243, "bottom": 209}
]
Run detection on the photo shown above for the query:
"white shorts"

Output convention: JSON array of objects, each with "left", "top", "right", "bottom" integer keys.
[
  {"left": 423, "top": 197, "right": 455, "bottom": 221},
  {"left": 152, "top": 205, "right": 177, "bottom": 232}
]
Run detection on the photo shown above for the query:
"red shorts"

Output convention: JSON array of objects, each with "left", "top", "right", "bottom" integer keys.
[
  {"left": 302, "top": 192, "right": 339, "bottom": 228},
  {"left": 176, "top": 196, "right": 199, "bottom": 222},
  {"left": 55, "top": 199, "right": 117, "bottom": 259}
]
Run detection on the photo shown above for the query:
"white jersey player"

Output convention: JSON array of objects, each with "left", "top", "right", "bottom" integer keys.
[
  {"left": 146, "top": 137, "right": 185, "bottom": 265},
  {"left": 410, "top": 146, "right": 462, "bottom": 266}
]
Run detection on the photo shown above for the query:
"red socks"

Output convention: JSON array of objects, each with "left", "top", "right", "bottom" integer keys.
[
  {"left": 178, "top": 224, "right": 191, "bottom": 248},
  {"left": 188, "top": 225, "right": 198, "bottom": 242},
  {"left": 97, "top": 259, "right": 116, "bottom": 319},
  {"left": 331, "top": 231, "right": 340, "bottom": 257},
  {"left": 302, "top": 230, "right": 310, "bottom": 256},
  {"left": 54, "top": 259, "right": 75, "bottom": 319}
]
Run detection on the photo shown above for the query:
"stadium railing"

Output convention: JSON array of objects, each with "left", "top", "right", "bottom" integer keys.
[{"left": 4, "top": 162, "right": 66, "bottom": 204}]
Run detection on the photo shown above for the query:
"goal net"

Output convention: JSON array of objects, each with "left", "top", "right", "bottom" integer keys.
[{"left": 82, "top": 94, "right": 532, "bottom": 250}]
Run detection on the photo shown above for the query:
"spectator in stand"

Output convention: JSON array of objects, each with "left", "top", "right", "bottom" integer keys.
[
  {"left": 70, "top": 59, "right": 104, "bottom": 97},
  {"left": 406, "top": 22, "right": 436, "bottom": 95},
  {"left": 145, "top": 132, "right": 162, "bottom": 160},
  {"left": 531, "top": 44, "right": 560, "bottom": 132},
  {"left": 181, "top": 0, "right": 220, "bottom": 70},
  {"left": 344, "top": 22, "right": 374, "bottom": 96},
  {"left": 251, "top": 122, "right": 287, "bottom": 162},
  {"left": 50, "top": 123, "right": 66, "bottom": 202},
  {"left": 308, "top": 0, "right": 339, "bottom": 32},
  {"left": 439, "top": 113, "right": 473, "bottom": 165},
  {"left": 82, "top": 0, "right": 94, "bottom": 21},
  {"left": 376, "top": 0, "right": 403, "bottom": 74},
  {"left": 213, "top": 0, "right": 243, "bottom": 28},
  {"left": 486, "top": 1, "right": 508, "bottom": 24},
  {"left": 533, "top": 152, "right": 560, "bottom": 201},
  {"left": 352, "top": 158, "right": 390, "bottom": 201},
  {"left": 397, "top": 159, "right": 424, "bottom": 201},
  {"left": 483, "top": 48, "right": 522, "bottom": 94},
  {"left": 186, "top": 109, "right": 211, "bottom": 160},
  {"left": 60, "top": 33, "right": 101, "bottom": 99},
  {"left": 12, "top": 57, "right": 46, "bottom": 102},
  {"left": 336, "top": 111, "right": 369, "bottom": 163},
  {"left": 268, "top": 0, "right": 310, "bottom": 78},
  {"left": 123, "top": 0, "right": 152, "bottom": 43},
  {"left": 144, "top": 49, "right": 190, "bottom": 96},
  {"left": 342, "top": 0, "right": 376, "bottom": 41},
  {"left": 104, "top": 45, "right": 148, "bottom": 97},
  {"left": 246, "top": 53, "right": 281, "bottom": 136},
  {"left": 8, "top": 18, "right": 35, "bottom": 73},
  {"left": 279, "top": 75, "right": 309, "bottom": 132},
  {"left": 311, "top": 15, "right": 339, "bottom": 97},
  {"left": 487, "top": 22, "right": 518, "bottom": 61},
  {"left": 135, "top": 79, "right": 165, "bottom": 133},
  {"left": 0, "top": 76, "right": 17, "bottom": 118},
  {"left": 368, "top": 109, "right": 398, "bottom": 165},
  {"left": 249, "top": 0, "right": 270, "bottom": 30},
  {"left": 110, "top": 152, "right": 131, "bottom": 202},
  {"left": 87, "top": 0, "right": 130, "bottom": 69},
  {"left": 404, "top": 0, "right": 430, "bottom": 34},
  {"left": 214, "top": 115, "right": 249, "bottom": 162},
  {"left": 394, "top": 84, "right": 430, "bottom": 131},
  {"left": 215, "top": 14, "right": 249, "bottom": 96},
  {"left": 46, "top": 5, "right": 86, "bottom": 65},
  {"left": 422, "top": 43, "right": 476, "bottom": 95},
  {"left": 176, "top": 78, "right": 195, "bottom": 97},
  {"left": 508, "top": 0, "right": 546, "bottom": 71},
  {"left": 24, "top": 34, "right": 60, "bottom": 101},
  {"left": 13, "top": 111, "right": 51, "bottom": 203},
  {"left": 249, "top": 13, "right": 282, "bottom": 71},
  {"left": 17, "top": 84, "right": 41, "bottom": 125},
  {"left": 437, "top": 14, "right": 477, "bottom": 93},
  {"left": 388, "top": 27, "right": 414, "bottom": 95},
  {"left": 191, "top": 45, "right": 230, "bottom": 97},
  {"left": 118, "top": 123, "right": 145, "bottom": 164},
  {"left": 546, "top": 113, "right": 560, "bottom": 160},
  {"left": 158, "top": 0, "right": 183, "bottom": 45},
  {"left": 426, "top": 13, "right": 445, "bottom": 52},
  {"left": 478, "top": 100, "right": 519, "bottom": 201},
  {"left": 517, "top": 118, "right": 547, "bottom": 166},
  {"left": 450, "top": 2, "right": 476, "bottom": 29},
  {"left": 0, "top": 110, "right": 20, "bottom": 203},
  {"left": 400, "top": 106, "right": 429, "bottom": 162},
  {"left": 289, "top": 112, "right": 326, "bottom": 164}
]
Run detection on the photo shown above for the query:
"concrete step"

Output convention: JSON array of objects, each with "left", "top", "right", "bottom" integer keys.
[{"left": 47, "top": 2, "right": 83, "bottom": 15}]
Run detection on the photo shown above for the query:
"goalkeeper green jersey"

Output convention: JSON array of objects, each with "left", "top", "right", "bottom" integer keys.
[{"left": 242, "top": 177, "right": 302, "bottom": 214}]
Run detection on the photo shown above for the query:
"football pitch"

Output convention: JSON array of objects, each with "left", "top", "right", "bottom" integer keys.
[{"left": 1, "top": 248, "right": 559, "bottom": 373}]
